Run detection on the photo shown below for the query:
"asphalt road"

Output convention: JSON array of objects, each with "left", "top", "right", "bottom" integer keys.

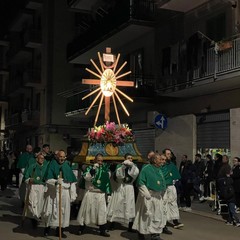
[{"left": 0, "top": 187, "right": 240, "bottom": 240}]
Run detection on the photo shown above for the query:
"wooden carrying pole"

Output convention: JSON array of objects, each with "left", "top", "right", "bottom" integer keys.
[{"left": 59, "top": 170, "right": 62, "bottom": 240}]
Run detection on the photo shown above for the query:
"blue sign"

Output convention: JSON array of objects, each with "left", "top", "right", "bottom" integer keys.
[{"left": 154, "top": 114, "right": 168, "bottom": 129}]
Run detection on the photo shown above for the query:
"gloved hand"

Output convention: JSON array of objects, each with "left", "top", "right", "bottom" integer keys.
[
  {"left": 128, "top": 161, "right": 134, "bottom": 167},
  {"left": 145, "top": 195, "right": 151, "bottom": 200},
  {"left": 123, "top": 160, "right": 133, "bottom": 166},
  {"left": 90, "top": 168, "right": 96, "bottom": 176},
  {"left": 145, "top": 199, "right": 152, "bottom": 216},
  {"left": 57, "top": 178, "right": 63, "bottom": 185},
  {"left": 93, "top": 163, "right": 99, "bottom": 169}
]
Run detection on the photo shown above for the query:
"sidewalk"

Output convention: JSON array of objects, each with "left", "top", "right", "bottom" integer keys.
[{"left": 182, "top": 199, "right": 227, "bottom": 222}]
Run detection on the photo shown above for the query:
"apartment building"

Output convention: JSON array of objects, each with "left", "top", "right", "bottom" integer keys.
[
  {"left": 66, "top": 0, "right": 240, "bottom": 160},
  {"left": 1, "top": 0, "right": 240, "bottom": 161},
  {"left": 1, "top": 0, "right": 86, "bottom": 152}
]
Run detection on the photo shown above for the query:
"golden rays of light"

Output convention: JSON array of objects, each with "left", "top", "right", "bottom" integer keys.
[{"left": 82, "top": 50, "right": 134, "bottom": 126}]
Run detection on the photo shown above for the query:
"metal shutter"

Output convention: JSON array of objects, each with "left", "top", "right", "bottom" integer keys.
[
  {"left": 134, "top": 129, "right": 155, "bottom": 159},
  {"left": 197, "top": 112, "right": 230, "bottom": 149}
]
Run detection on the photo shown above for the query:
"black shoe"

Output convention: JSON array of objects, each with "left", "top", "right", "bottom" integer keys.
[
  {"left": 138, "top": 233, "right": 145, "bottom": 240},
  {"left": 172, "top": 220, "right": 184, "bottom": 229},
  {"left": 127, "top": 221, "right": 137, "bottom": 232},
  {"left": 163, "top": 226, "right": 172, "bottom": 235},
  {"left": 55, "top": 227, "right": 67, "bottom": 238},
  {"left": 31, "top": 219, "right": 38, "bottom": 229},
  {"left": 44, "top": 227, "right": 50, "bottom": 236},
  {"left": 108, "top": 222, "right": 115, "bottom": 230},
  {"left": 100, "top": 231, "right": 110, "bottom": 237},
  {"left": 78, "top": 225, "right": 85, "bottom": 235},
  {"left": 151, "top": 233, "right": 162, "bottom": 240}
]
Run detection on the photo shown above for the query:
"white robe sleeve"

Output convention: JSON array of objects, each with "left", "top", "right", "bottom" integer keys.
[
  {"left": 25, "top": 178, "right": 30, "bottom": 184},
  {"left": 139, "top": 185, "right": 151, "bottom": 200},
  {"left": 46, "top": 178, "right": 58, "bottom": 186},
  {"left": 116, "top": 164, "right": 126, "bottom": 179},
  {"left": 128, "top": 164, "right": 139, "bottom": 180},
  {"left": 70, "top": 182, "right": 77, "bottom": 202},
  {"left": 84, "top": 172, "right": 93, "bottom": 181}
]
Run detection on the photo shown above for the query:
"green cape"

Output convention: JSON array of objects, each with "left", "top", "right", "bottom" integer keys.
[
  {"left": 85, "top": 163, "right": 111, "bottom": 194},
  {"left": 137, "top": 164, "right": 166, "bottom": 192},
  {"left": 44, "top": 159, "right": 77, "bottom": 183},
  {"left": 161, "top": 161, "right": 181, "bottom": 186},
  {"left": 23, "top": 160, "right": 48, "bottom": 184},
  {"left": 17, "top": 152, "right": 35, "bottom": 169}
]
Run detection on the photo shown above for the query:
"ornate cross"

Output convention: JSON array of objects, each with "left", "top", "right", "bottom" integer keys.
[{"left": 82, "top": 48, "right": 134, "bottom": 126}]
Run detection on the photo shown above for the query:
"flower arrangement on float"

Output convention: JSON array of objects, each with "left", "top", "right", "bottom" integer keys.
[{"left": 87, "top": 121, "right": 134, "bottom": 145}]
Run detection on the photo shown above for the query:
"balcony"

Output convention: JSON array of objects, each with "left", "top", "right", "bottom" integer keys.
[
  {"left": 64, "top": 76, "right": 155, "bottom": 120},
  {"left": 0, "top": 61, "right": 9, "bottom": 75},
  {"left": 67, "top": 0, "right": 99, "bottom": 11},
  {"left": 65, "top": 90, "right": 91, "bottom": 117},
  {"left": 9, "top": 9, "right": 33, "bottom": 32},
  {"left": 67, "top": 0, "right": 155, "bottom": 64},
  {"left": 24, "top": 0, "right": 43, "bottom": 9},
  {"left": 8, "top": 72, "right": 26, "bottom": 96},
  {"left": 156, "top": 0, "right": 210, "bottom": 13},
  {"left": 5, "top": 113, "right": 21, "bottom": 128},
  {"left": 24, "top": 28, "right": 42, "bottom": 48},
  {"left": 23, "top": 68, "right": 41, "bottom": 87},
  {"left": 5, "top": 110, "right": 40, "bottom": 128},
  {"left": 157, "top": 36, "right": 240, "bottom": 98},
  {"left": 7, "top": 33, "right": 32, "bottom": 64},
  {"left": 21, "top": 110, "right": 40, "bottom": 126}
]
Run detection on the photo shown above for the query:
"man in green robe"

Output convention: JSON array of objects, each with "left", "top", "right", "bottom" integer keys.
[
  {"left": 42, "top": 150, "right": 77, "bottom": 238},
  {"left": 133, "top": 153, "right": 167, "bottom": 240},
  {"left": 16, "top": 145, "right": 35, "bottom": 203},
  {"left": 107, "top": 153, "right": 139, "bottom": 231},
  {"left": 22, "top": 153, "right": 48, "bottom": 228},
  {"left": 162, "top": 148, "right": 184, "bottom": 233},
  {"left": 17, "top": 144, "right": 34, "bottom": 186},
  {"left": 77, "top": 153, "right": 111, "bottom": 237}
]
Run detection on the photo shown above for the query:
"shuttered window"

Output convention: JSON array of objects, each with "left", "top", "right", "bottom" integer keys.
[{"left": 134, "top": 128, "right": 155, "bottom": 159}]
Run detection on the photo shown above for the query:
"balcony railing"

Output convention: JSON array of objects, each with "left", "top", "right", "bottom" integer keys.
[
  {"left": 158, "top": 36, "right": 240, "bottom": 92},
  {"left": 192, "top": 38, "right": 240, "bottom": 80},
  {"left": 5, "top": 110, "right": 40, "bottom": 127}
]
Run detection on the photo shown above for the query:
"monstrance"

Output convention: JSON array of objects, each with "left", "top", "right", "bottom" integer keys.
[{"left": 82, "top": 47, "right": 134, "bottom": 126}]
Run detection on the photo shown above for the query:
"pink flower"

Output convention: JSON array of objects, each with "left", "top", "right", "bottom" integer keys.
[
  {"left": 105, "top": 121, "right": 116, "bottom": 131},
  {"left": 87, "top": 122, "right": 134, "bottom": 144}
]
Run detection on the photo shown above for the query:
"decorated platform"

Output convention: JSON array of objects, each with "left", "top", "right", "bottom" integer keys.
[
  {"left": 73, "top": 48, "right": 144, "bottom": 164},
  {"left": 74, "top": 140, "right": 143, "bottom": 163},
  {"left": 73, "top": 122, "right": 143, "bottom": 163}
]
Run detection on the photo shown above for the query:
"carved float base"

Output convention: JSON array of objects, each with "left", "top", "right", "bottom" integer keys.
[{"left": 74, "top": 141, "right": 143, "bottom": 163}]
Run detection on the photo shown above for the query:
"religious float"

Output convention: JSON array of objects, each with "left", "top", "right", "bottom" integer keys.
[{"left": 73, "top": 48, "right": 144, "bottom": 163}]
